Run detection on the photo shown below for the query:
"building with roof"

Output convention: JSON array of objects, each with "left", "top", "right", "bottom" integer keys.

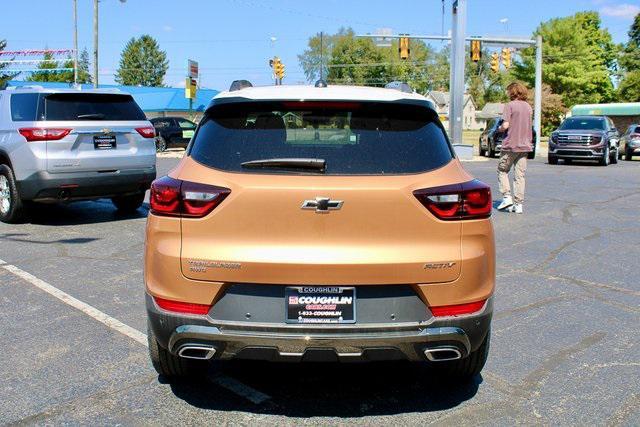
[
  {"left": 425, "top": 90, "right": 483, "bottom": 130},
  {"left": 5, "top": 80, "right": 219, "bottom": 121},
  {"left": 570, "top": 103, "right": 640, "bottom": 132}
]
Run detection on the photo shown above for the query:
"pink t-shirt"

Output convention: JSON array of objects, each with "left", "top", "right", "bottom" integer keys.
[{"left": 501, "top": 100, "right": 533, "bottom": 152}]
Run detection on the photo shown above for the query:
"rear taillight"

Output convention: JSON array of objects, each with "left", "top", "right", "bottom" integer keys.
[
  {"left": 430, "top": 299, "right": 486, "bottom": 317},
  {"left": 413, "top": 179, "right": 492, "bottom": 220},
  {"left": 153, "top": 296, "right": 211, "bottom": 315},
  {"left": 149, "top": 175, "right": 230, "bottom": 218},
  {"left": 135, "top": 126, "right": 155, "bottom": 138},
  {"left": 19, "top": 128, "right": 71, "bottom": 142}
]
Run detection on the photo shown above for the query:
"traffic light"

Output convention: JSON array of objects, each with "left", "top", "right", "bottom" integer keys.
[
  {"left": 270, "top": 57, "right": 285, "bottom": 84},
  {"left": 490, "top": 52, "right": 500, "bottom": 73},
  {"left": 470, "top": 39, "right": 482, "bottom": 62},
  {"left": 399, "top": 36, "right": 410, "bottom": 60},
  {"left": 502, "top": 47, "right": 512, "bottom": 69}
]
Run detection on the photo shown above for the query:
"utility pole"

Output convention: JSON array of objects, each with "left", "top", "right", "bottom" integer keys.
[
  {"left": 534, "top": 35, "right": 543, "bottom": 155},
  {"left": 73, "top": 0, "right": 78, "bottom": 85},
  {"left": 93, "top": 0, "right": 99, "bottom": 88},
  {"left": 449, "top": 0, "right": 467, "bottom": 145}
]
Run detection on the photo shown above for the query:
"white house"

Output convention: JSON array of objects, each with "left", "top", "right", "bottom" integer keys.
[{"left": 425, "top": 90, "right": 484, "bottom": 130}]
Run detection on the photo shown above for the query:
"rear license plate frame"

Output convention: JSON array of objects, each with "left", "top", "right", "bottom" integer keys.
[
  {"left": 93, "top": 135, "right": 117, "bottom": 150},
  {"left": 285, "top": 286, "right": 356, "bottom": 324}
]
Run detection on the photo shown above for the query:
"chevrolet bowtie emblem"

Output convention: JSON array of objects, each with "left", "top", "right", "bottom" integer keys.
[{"left": 301, "top": 197, "right": 343, "bottom": 213}]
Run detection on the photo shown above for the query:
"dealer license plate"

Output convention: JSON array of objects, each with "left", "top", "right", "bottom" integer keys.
[
  {"left": 285, "top": 286, "right": 356, "bottom": 324},
  {"left": 94, "top": 135, "right": 116, "bottom": 150}
]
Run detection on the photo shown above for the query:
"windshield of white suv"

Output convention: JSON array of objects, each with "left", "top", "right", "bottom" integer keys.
[
  {"left": 559, "top": 117, "right": 606, "bottom": 130},
  {"left": 189, "top": 101, "right": 453, "bottom": 175}
]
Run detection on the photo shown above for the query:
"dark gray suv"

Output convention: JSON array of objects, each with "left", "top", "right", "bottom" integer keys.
[{"left": 548, "top": 115, "right": 620, "bottom": 166}]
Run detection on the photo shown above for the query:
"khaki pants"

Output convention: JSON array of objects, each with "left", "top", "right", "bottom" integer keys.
[{"left": 497, "top": 151, "right": 528, "bottom": 204}]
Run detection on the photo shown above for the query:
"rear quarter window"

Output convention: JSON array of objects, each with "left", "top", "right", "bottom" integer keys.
[
  {"left": 189, "top": 101, "right": 453, "bottom": 175},
  {"left": 10, "top": 93, "right": 41, "bottom": 121}
]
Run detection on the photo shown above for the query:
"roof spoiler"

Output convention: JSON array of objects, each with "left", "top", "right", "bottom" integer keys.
[
  {"left": 230, "top": 80, "right": 253, "bottom": 91},
  {"left": 385, "top": 81, "right": 414, "bottom": 93}
]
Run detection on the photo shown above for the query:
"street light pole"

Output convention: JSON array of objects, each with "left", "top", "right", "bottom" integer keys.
[
  {"left": 449, "top": 0, "right": 467, "bottom": 145},
  {"left": 93, "top": 0, "right": 99, "bottom": 88},
  {"left": 534, "top": 35, "right": 543, "bottom": 155},
  {"left": 73, "top": 0, "right": 78, "bottom": 85}
]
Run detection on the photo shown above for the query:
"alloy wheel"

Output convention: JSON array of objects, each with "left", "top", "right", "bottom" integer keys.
[{"left": 0, "top": 175, "right": 11, "bottom": 215}]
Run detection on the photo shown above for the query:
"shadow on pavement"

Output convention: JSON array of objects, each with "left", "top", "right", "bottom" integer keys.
[
  {"left": 26, "top": 200, "right": 149, "bottom": 226},
  {"left": 167, "top": 361, "right": 481, "bottom": 417}
]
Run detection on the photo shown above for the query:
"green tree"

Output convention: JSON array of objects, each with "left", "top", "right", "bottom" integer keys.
[
  {"left": 298, "top": 28, "right": 352, "bottom": 82},
  {"left": 115, "top": 35, "right": 168, "bottom": 86},
  {"left": 299, "top": 29, "right": 449, "bottom": 93},
  {"left": 1, "top": 40, "right": 19, "bottom": 87},
  {"left": 513, "top": 11, "right": 616, "bottom": 108},
  {"left": 77, "top": 48, "right": 92, "bottom": 84},
  {"left": 618, "top": 14, "right": 640, "bottom": 102},
  {"left": 26, "top": 51, "right": 62, "bottom": 82}
]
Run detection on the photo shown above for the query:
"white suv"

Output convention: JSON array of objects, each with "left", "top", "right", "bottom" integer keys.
[{"left": 0, "top": 86, "right": 156, "bottom": 223}]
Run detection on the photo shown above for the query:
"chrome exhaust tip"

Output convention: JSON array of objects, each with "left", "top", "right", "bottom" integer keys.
[
  {"left": 424, "top": 347, "right": 462, "bottom": 362},
  {"left": 177, "top": 345, "right": 216, "bottom": 360}
]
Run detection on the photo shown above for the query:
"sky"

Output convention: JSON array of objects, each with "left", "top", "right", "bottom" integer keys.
[{"left": 2, "top": 0, "right": 639, "bottom": 90}]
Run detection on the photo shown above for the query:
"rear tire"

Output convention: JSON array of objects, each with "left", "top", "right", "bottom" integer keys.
[
  {"left": 488, "top": 142, "right": 496, "bottom": 158},
  {"left": 479, "top": 145, "right": 486, "bottom": 157},
  {"left": 435, "top": 332, "right": 490, "bottom": 380},
  {"left": 155, "top": 135, "right": 167, "bottom": 152},
  {"left": 626, "top": 148, "right": 633, "bottom": 161},
  {"left": 548, "top": 155, "right": 558, "bottom": 165},
  {"left": 611, "top": 147, "right": 618, "bottom": 164},
  {"left": 148, "top": 321, "right": 209, "bottom": 379},
  {"left": 111, "top": 192, "right": 145, "bottom": 213},
  {"left": 0, "top": 164, "right": 27, "bottom": 224}
]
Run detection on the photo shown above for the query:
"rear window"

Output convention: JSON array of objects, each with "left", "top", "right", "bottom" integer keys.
[
  {"left": 560, "top": 117, "right": 606, "bottom": 130},
  {"left": 43, "top": 93, "right": 146, "bottom": 121},
  {"left": 189, "top": 101, "right": 453, "bottom": 175}
]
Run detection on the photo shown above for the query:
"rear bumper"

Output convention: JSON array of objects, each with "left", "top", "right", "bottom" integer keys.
[
  {"left": 146, "top": 293, "right": 493, "bottom": 362},
  {"left": 16, "top": 167, "right": 156, "bottom": 201}
]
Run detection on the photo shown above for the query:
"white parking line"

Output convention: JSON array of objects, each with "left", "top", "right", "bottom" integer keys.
[
  {"left": 0, "top": 258, "right": 271, "bottom": 405},
  {"left": 1, "top": 258, "right": 147, "bottom": 346}
]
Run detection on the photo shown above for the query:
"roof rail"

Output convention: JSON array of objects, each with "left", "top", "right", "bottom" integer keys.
[
  {"left": 6, "top": 84, "right": 45, "bottom": 91},
  {"left": 230, "top": 80, "right": 253, "bottom": 91},
  {"left": 385, "top": 81, "right": 414, "bottom": 93}
]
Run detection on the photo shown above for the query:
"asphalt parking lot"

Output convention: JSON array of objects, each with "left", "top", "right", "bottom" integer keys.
[{"left": 1, "top": 155, "right": 639, "bottom": 425}]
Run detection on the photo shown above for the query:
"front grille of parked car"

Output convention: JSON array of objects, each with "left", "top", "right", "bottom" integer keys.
[
  {"left": 557, "top": 150, "right": 594, "bottom": 157},
  {"left": 557, "top": 134, "right": 593, "bottom": 144}
]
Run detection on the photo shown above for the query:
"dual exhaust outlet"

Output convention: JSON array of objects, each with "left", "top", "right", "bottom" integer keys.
[
  {"left": 423, "top": 346, "right": 462, "bottom": 362},
  {"left": 177, "top": 344, "right": 217, "bottom": 360}
]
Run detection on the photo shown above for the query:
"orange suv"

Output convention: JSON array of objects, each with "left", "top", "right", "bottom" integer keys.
[{"left": 145, "top": 82, "right": 495, "bottom": 379}]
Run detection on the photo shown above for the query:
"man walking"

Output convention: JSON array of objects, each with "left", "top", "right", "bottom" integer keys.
[{"left": 496, "top": 82, "right": 533, "bottom": 214}]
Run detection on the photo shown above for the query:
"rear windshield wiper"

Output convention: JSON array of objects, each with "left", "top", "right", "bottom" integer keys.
[
  {"left": 241, "top": 158, "right": 326, "bottom": 172},
  {"left": 77, "top": 113, "right": 106, "bottom": 120}
]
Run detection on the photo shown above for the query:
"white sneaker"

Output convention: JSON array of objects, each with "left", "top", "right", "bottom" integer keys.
[
  {"left": 497, "top": 196, "right": 513, "bottom": 211},
  {"left": 509, "top": 203, "right": 523, "bottom": 214}
]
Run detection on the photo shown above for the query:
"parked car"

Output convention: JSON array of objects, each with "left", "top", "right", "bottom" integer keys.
[
  {"left": 145, "top": 82, "right": 495, "bottom": 380},
  {"left": 149, "top": 116, "right": 197, "bottom": 152},
  {"left": 478, "top": 118, "right": 536, "bottom": 159},
  {"left": 618, "top": 124, "right": 640, "bottom": 161},
  {"left": 548, "top": 115, "right": 620, "bottom": 166},
  {"left": 0, "top": 86, "right": 156, "bottom": 223}
]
